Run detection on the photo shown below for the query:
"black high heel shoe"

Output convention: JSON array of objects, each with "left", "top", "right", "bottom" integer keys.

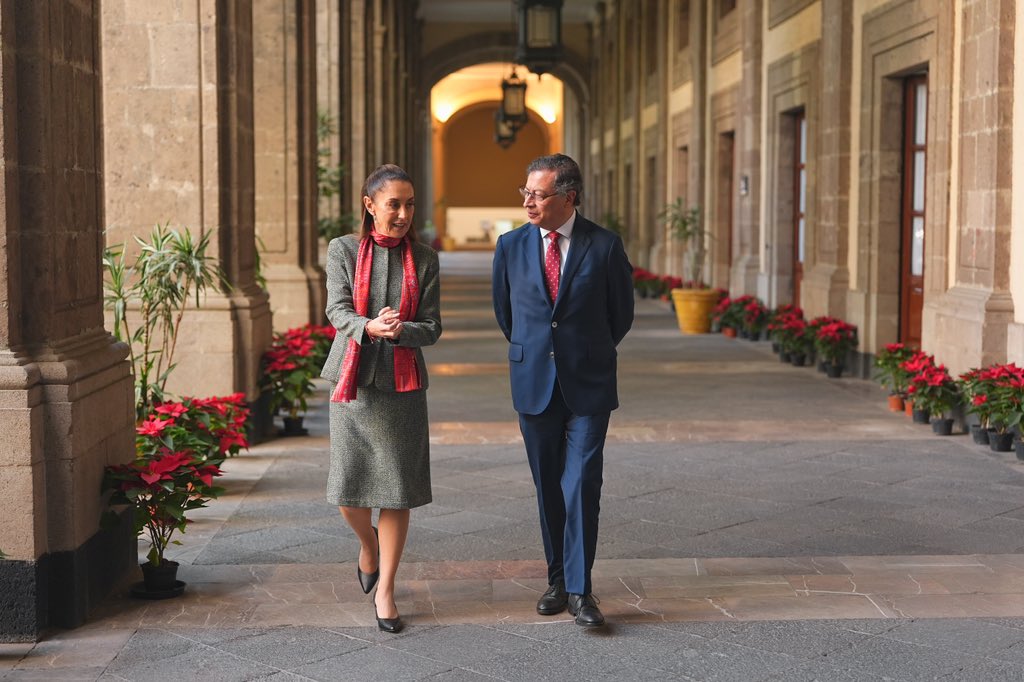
[
  {"left": 374, "top": 604, "right": 403, "bottom": 633},
  {"left": 357, "top": 527, "right": 379, "bottom": 594}
]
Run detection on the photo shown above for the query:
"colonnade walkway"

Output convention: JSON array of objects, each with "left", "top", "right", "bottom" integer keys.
[{"left": 6, "top": 252, "right": 1024, "bottom": 680}]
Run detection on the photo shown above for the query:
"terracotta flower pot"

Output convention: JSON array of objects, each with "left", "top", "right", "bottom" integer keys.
[
  {"left": 887, "top": 394, "right": 905, "bottom": 412},
  {"left": 722, "top": 326, "right": 737, "bottom": 338},
  {"left": 905, "top": 401, "right": 914, "bottom": 417}
]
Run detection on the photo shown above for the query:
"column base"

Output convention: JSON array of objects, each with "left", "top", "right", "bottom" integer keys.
[
  {"left": 922, "top": 286, "right": 1014, "bottom": 371},
  {"left": 0, "top": 509, "right": 134, "bottom": 641}
]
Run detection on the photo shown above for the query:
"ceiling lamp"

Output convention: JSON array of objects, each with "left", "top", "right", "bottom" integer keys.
[
  {"left": 494, "top": 110, "right": 516, "bottom": 148},
  {"left": 500, "top": 68, "right": 528, "bottom": 131},
  {"left": 514, "top": 0, "right": 563, "bottom": 76}
]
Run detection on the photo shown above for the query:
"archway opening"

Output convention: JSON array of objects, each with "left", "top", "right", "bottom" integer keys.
[{"left": 429, "top": 64, "right": 564, "bottom": 250}]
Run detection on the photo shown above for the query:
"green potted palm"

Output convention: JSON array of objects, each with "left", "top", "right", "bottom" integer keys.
[{"left": 660, "top": 200, "right": 716, "bottom": 334}]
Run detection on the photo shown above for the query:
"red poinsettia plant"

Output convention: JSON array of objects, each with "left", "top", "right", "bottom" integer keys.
[
  {"left": 874, "top": 342, "right": 916, "bottom": 397},
  {"left": 262, "top": 325, "right": 332, "bottom": 418},
  {"left": 740, "top": 298, "right": 768, "bottom": 338},
  {"left": 775, "top": 313, "right": 812, "bottom": 355},
  {"left": 102, "top": 450, "right": 223, "bottom": 567},
  {"left": 814, "top": 319, "right": 858, "bottom": 366},
  {"left": 102, "top": 394, "right": 249, "bottom": 567},
  {"left": 964, "top": 363, "right": 1024, "bottom": 435},
  {"left": 906, "top": 363, "right": 959, "bottom": 418},
  {"left": 766, "top": 305, "right": 803, "bottom": 347},
  {"left": 632, "top": 268, "right": 661, "bottom": 298},
  {"left": 138, "top": 393, "right": 250, "bottom": 462}
]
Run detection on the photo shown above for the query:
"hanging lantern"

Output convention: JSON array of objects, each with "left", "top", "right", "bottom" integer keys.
[
  {"left": 494, "top": 109, "right": 516, "bottom": 148},
  {"left": 500, "top": 68, "right": 528, "bottom": 131},
  {"left": 514, "top": 0, "right": 563, "bottom": 76}
]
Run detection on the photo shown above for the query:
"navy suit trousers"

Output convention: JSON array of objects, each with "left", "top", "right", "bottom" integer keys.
[{"left": 519, "top": 383, "right": 609, "bottom": 595}]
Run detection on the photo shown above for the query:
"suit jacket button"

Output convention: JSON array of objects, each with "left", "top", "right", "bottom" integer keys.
[
  {"left": 549, "top": 351, "right": 554, "bottom": 358},
  {"left": 551, "top": 321, "right": 558, "bottom": 328}
]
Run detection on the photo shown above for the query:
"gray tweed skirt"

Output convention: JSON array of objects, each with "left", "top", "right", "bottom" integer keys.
[{"left": 327, "top": 385, "right": 432, "bottom": 509}]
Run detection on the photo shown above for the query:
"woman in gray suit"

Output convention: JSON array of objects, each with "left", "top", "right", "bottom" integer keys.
[{"left": 321, "top": 164, "right": 441, "bottom": 633}]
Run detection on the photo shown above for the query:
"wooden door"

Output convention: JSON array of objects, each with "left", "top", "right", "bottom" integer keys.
[
  {"left": 793, "top": 111, "right": 807, "bottom": 305},
  {"left": 900, "top": 76, "right": 927, "bottom": 346}
]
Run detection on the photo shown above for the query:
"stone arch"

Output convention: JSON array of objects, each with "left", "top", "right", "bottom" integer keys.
[{"left": 420, "top": 31, "right": 591, "bottom": 110}]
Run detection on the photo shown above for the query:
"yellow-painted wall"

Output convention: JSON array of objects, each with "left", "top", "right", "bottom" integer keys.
[{"left": 442, "top": 105, "right": 548, "bottom": 207}]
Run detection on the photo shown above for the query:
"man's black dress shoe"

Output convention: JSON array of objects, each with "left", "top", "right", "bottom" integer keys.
[
  {"left": 536, "top": 582, "right": 569, "bottom": 615},
  {"left": 568, "top": 593, "right": 605, "bottom": 627},
  {"left": 375, "top": 605, "right": 403, "bottom": 633},
  {"left": 357, "top": 527, "right": 380, "bottom": 594}
]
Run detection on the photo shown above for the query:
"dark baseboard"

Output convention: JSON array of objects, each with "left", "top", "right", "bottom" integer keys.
[
  {"left": 0, "top": 559, "right": 44, "bottom": 642},
  {"left": 247, "top": 389, "right": 275, "bottom": 445},
  {"left": 0, "top": 508, "right": 135, "bottom": 641}
]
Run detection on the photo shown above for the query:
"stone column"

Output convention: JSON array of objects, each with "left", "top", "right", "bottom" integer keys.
[
  {"left": 732, "top": 0, "right": 763, "bottom": 295},
  {"left": 101, "top": 0, "right": 272, "bottom": 403},
  {"left": 345, "top": 0, "right": 368, "bottom": 211},
  {"left": 924, "top": 0, "right": 1015, "bottom": 369},
  {"left": 802, "top": 0, "right": 852, "bottom": 318},
  {"left": 253, "top": 0, "right": 324, "bottom": 330},
  {"left": 316, "top": 0, "right": 342, "bottom": 242},
  {"left": 0, "top": 1, "right": 136, "bottom": 641},
  {"left": 688, "top": 0, "right": 708, "bottom": 282}
]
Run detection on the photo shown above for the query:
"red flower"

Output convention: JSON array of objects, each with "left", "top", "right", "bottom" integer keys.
[
  {"left": 137, "top": 416, "right": 173, "bottom": 436},
  {"left": 154, "top": 402, "right": 188, "bottom": 418}
]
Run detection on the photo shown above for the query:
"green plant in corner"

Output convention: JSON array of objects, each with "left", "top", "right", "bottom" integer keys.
[
  {"left": 659, "top": 199, "right": 708, "bottom": 287},
  {"left": 103, "top": 225, "right": 229, "bottom": 421},
  {"left": 316, "top": 111, "right": 357, "bottom": 241}
]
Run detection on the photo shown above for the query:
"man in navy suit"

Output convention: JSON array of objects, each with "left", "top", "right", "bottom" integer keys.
[{"left": 492, "top": 154, "right": 634, "bottom": 627}]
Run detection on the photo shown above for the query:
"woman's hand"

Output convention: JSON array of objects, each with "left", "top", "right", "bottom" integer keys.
[{"left": 365, "top": 306, "right": 403, "bottom": 341}]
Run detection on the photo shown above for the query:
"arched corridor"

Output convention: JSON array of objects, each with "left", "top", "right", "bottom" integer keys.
[
  {"left": 8, "top": 254, "right": 1024, "bottom": 678},
  {"left": 3, "top": 1, "right": 1024, "bottom": 675}
]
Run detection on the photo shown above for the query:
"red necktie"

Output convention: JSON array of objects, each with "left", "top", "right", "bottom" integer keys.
[{"left": 544, "top": 232, "right": 561, "bottom": 301}]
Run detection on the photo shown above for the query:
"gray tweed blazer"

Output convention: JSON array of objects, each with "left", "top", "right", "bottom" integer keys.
[{"left": 320, "top": 234, "right": 442, "bottom": 389}]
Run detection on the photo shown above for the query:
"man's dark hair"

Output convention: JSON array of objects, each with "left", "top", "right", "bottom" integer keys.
[{"left": 527, "top": 154, "right": 583, "bottom": 206}]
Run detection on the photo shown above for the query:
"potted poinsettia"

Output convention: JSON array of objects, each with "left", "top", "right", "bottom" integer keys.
[
  {"left": 875, "top": 343, "right": 916, "bottom": 411},
  {"left": 740, "top": 298, "right": 768, "bottom": 341},
  {"left": 977, "top": 363, "right": 1024, "bottom": 452},
  {"left": 905, "top": 364, "right": 960, "bottom": 434},
  {"left": 103, "top": 394, "right": 247, "bottom": 596},
  {"left": 262, "top": 327, "right": 320, "bottom": 435},
  {"left": 776, "top": 314, "right": 812, "bottom": 366},
  {"left": 900, "top": 351, "right": 936, "bottom": 420},
  {"left": 959, "top": 367, "right": 994, "bottom": 444},
  {"left": 766, "top": 304, "right": 802, "bottom": 354},
  {"left": 102, "top": 448, "right": 223, "bottom": 595},
  {"left": 814, "top": 320, "right": 858, "bottom": 378}
]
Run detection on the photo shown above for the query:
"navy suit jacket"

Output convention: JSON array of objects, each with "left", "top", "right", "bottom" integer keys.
[{"left": 492, "top": 214, "right": 634, "bottom": 416}]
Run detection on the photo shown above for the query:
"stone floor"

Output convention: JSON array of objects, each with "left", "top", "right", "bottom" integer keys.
[{"left": 5, "top": 252, "right": 1024, "bottom": 681}]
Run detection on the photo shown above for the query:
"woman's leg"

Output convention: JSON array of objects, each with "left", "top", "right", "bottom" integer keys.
[
  {"left": 339, "top": 506, "right": 378, "bottom": 575},
  {"left": 373, "top": 508, "right": 410, "bottom": 618}
]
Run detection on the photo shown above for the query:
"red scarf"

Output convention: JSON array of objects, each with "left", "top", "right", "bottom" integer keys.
[{"left": 331, "top": 231, "right": 421, "bottom": 402}]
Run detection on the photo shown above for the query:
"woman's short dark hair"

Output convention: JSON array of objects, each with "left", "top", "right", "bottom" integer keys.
[
  {"left": 526, "top": 154, "right": 583, "bottom": 206},
  {"left": 360, "top": 164, "right": 417, "bottom": 239}
]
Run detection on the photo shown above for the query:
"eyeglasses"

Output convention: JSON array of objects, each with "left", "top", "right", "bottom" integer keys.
[{"left": 518, "top": 186, "right": 561, "bottom": 202}]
